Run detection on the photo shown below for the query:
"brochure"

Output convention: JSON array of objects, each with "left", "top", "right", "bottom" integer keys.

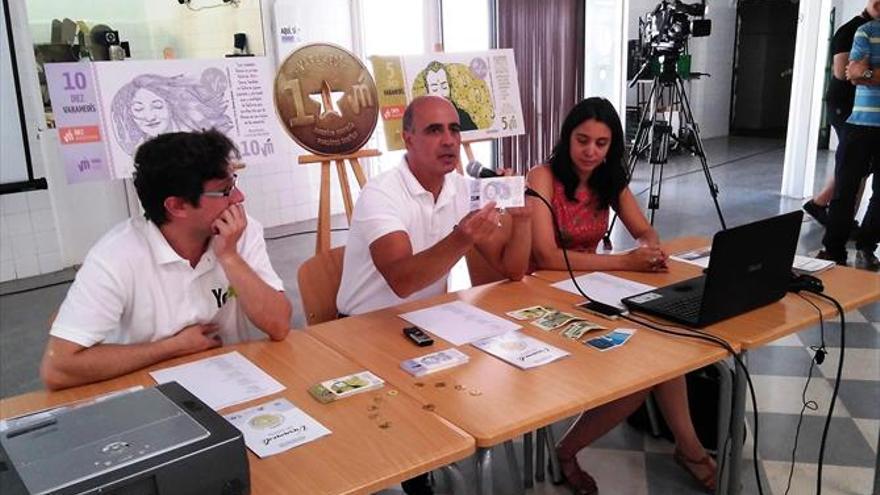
[
  {"left": 472, "top": 331, "right": 569, "bottom": 370},
  {"left": 224, "top": 398, "right": 331, "bottom": 458}
]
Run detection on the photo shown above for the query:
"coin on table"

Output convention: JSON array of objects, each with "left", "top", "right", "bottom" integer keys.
[{"left": 274, "top": 43, "right": 378, "bottom": 155}]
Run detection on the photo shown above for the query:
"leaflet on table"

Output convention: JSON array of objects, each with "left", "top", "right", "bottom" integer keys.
[
  {"left": 472, "top": 331, "right": 569, "bottom": 369},
  {"left": 399, "top": 300, "right": 520, "bottom": 346},
  {"left": 224, "top": 398, "right": 331, "bottom": 458},
  {"left": 149, "top": 351, "right": 285, "bottom": 410},
  {"left": 672, "top": 246, "right": 835, "bottom": 274},
  {"left": 468, "top": 176, "right": 525, "bottom": 210},
  {"left": 550, "top": 273, "right": 656, "bottom": 310},
  {"left": 401, "top": 348, "right": 470, "bottom": 377},
  {"left": 45, "top": 57, "right": 285, "bottom": 184}
]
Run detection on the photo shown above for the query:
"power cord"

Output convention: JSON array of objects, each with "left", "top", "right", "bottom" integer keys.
[
  {"left": 807, "top": 291, "right": 846, "bottom": 495},
  {"left": 623, "top": 312, "right": 765, "bottom": 495},
  {"left": 527, "top": 188, "right": 763, "bottom": 494},
  {"left": 783, "top": 293, "right": 827, "bottom": 495}
]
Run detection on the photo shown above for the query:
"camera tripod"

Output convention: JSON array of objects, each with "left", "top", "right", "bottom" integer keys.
[{"left": 604, "top": 62, "right": 726, "bottom": 247}]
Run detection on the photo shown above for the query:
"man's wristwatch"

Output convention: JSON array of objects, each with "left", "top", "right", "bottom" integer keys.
[{"left": 862, "top": 68, "right": 874, "bottom": 80}]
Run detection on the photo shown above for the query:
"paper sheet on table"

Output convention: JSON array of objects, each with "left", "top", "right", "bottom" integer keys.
[
  {"left": 150, "top": 351, "right": 284, "bottom": 411},
  {"left": 224, "top": 398, "right": 331, "bottom": 458},
  {"left": 550, "top": 272, "right": 656, "bottom": 309},
  {"left": 399, "top": 300, "right": 520, "bottom": 346},
  {"left": 672, "top": 246, "right": 835, "bottom": 274}
]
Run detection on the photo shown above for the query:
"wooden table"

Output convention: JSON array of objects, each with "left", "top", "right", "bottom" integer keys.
[
  {"left": 0, "top": 332, "right": 475, "bottom": 495},
  {"left": 307, "top": 275, "right": 732, "bottom": 494},
  {"left": 531, "top": 236, "right": 880, "bottom": 494}
]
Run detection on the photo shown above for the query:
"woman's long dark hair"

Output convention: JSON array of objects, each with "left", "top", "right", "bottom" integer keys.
[{"left": 547, "top": 97, "right": 628, "bottom": 210}]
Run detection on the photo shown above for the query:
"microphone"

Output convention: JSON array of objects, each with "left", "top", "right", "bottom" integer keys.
[
  {"left": 465, "top": 160, "right": 540, "bottom": 197},
  {"left": 465, "top": 160, "right": 499, "bottom": 178}
]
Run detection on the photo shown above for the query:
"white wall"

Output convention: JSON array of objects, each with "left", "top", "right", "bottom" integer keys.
[
  {"left": 1, "top": 0, "right": 361, "bottom": 281},
  {"left": 624, "top": 0, "right": 736, "bottom": 139},
  {"left": 1, "top": 0, "right": 63, "bottom": 281}
]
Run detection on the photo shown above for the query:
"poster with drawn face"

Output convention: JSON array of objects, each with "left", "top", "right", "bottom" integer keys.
[
  {"left": 398, "top": 49, "right": 524, "bottom": 145},
  {"left": 46, "top": 57, "right": 286, "bottom": 182},
  {"left": 105, "top": 68, "right": 235, "bottom": 157}
]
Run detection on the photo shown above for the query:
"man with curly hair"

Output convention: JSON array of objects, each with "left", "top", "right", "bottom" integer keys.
[{"left": 41, "top": 129, "right": 291, "bottom": 390}]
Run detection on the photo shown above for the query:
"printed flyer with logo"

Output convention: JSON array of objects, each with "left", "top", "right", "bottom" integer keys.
[
  {"left": 370, "top": 49, "right": 524, "bottom": 150},
  {"left": 224, "top": 398, "right": 331, "bottom": 458},
  {"left": 45, "top": 57, "right": 285, "bottom": 183}
]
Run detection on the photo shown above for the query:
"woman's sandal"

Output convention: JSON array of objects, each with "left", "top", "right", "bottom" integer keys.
[
  {"left": 673, "top": 448, "right": 717, "bottom": 493},
  {"left": 556, "top": 448, "right": 599, "bottom": 495}
]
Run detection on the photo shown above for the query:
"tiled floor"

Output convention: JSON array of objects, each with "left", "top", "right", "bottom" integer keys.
[{"left": 1, "top": 136, "right": 877, "bottom": 494}]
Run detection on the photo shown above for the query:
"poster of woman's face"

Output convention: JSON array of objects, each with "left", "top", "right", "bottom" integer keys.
[
  {"left": 110, "top": 70, "right": 233, "bottom": 155},
  {"left": 130, "top": 87, "right": 171, "bottom": 137}
]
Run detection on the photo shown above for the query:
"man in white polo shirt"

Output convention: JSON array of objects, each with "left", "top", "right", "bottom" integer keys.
[
  {"left": 337, "top": 95, "right": 532, "bottom": 317},
  {"left": 40, "top": 129, "right": 292, "bottom": 390},
  {"left": 337, "top": 94, "right": 531, "bottom": 495}
]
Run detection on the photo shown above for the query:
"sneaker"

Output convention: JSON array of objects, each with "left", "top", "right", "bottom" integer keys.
[
  {"left": 816, "top": 250, "right": 847, "bottom": 266},
  {"left": 856, "top": 249, "right": 880, "bottom": 271},
  {"left": 803, "top": 200, "right": 829, "bottom": 226}
]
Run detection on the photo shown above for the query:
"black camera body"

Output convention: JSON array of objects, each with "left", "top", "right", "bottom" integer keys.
[{"left": 641, "top": 0, "right": 711, "bottom": 59}]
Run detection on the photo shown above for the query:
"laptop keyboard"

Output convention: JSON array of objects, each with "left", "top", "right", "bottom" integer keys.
[{"left": 652, "top": 293, "right": 703, "bottom": 322}]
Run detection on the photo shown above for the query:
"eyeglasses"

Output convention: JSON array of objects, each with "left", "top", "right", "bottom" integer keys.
[{"left": 201, "top": 174, "right": 239, "bottom": 198}]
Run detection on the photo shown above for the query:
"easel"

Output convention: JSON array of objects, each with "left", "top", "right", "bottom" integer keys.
[{"left": 299, "top": 148, "right": 381, "bottom": 254}]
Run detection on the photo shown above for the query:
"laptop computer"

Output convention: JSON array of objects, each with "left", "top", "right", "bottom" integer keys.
[{"left": 621, "top": 210, "right": 803, "bottom": 327}]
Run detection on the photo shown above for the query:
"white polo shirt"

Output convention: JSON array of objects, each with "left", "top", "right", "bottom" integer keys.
[
  {"left": 337, "top": 157, "right": 471, "bottom": 315},
  {"left": 50, "top": 215, "right": 284, "bottom": 348}
]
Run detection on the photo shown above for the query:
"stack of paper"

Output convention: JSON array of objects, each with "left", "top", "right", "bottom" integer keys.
[
  {"left": 472, "top": 331, "right": 569, "bottom": 369},
  {"left": 792, "top": 255, "right": 835, "bottom": 274},
  {"left": 401, "top": 348, "right": 470, "bottom": 377},
  {"left": 672, "top": 247, "right": 836, "bottom": 275},
  {"left": 149, "top": 351, "right": 284, "bottom": 410},
  {"left": 399, "top": 301, "right": 520, "bottom": 345},
  {"left": 550, "top": 273, "right": 655, "bottom": 310}
]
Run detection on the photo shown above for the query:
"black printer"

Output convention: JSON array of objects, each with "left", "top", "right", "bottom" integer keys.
[{"left": 0, "top": 382, "right": 249, "bottom": 495}]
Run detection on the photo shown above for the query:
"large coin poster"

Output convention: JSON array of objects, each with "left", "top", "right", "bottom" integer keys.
[
  {"left": 45, "top": 57, "right": 285, "bottom": 183},
  {"left": 370, "top": 49, "right": 524, "bottom": 151}
]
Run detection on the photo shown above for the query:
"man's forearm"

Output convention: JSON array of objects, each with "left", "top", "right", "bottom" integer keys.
[
  {"left": 218, "top": 254, "right": 291, "bottom": 340},
  {"left": 379, "top": 229, "right": 473, "bottom": 298},
  {"left": 41, "top": 339, "right": 180, "bottom": 390}
]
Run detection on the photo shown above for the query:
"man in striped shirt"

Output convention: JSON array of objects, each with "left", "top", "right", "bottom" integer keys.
[{"left": 821, "top": 19, "right": 880, "bottom": 269}]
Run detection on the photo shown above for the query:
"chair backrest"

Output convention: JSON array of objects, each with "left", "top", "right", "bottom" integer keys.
[
  {"left": 464, "top": 248, "right": 506, "bottom": 287},
  {"left": 297, "top": 246, "right": 346, "bottom": 326}
]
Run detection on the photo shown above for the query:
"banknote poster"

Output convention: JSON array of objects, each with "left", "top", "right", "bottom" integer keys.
[
  {"left": 46, "top": 57, "right": 285, "bottom": 182},
  {"left": 370, "top": 49, "right": 524, "bottom": 151}
]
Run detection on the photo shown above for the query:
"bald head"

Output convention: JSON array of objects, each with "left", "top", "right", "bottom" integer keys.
[
  {"left": 400, "top": 95, "right": 461, "bottom": 178},
  {"left": 402, "top": 95, "right": 457, "bottom": 133}
]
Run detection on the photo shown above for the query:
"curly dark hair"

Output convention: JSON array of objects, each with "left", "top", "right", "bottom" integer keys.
[
  {"left": 132, "top": 129, "right": 239, "bottom": 225},
  {"left": 547, "top": 97, "right": 628, "bottom": 210}
]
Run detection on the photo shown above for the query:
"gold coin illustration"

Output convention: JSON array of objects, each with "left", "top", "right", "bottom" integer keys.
[
  {"left": 248, "top": 413, "right": 284, "bottom": 430},
  {"left": 274, "top": 43, "right": 378, "bottom": 155}
]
